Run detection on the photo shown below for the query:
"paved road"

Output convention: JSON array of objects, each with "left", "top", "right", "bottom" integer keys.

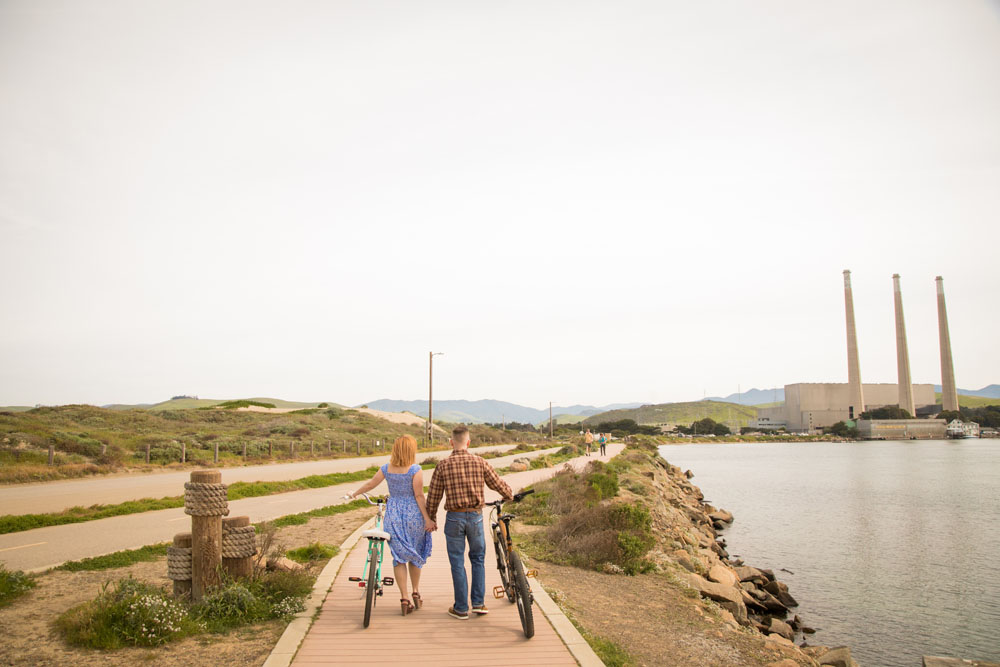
[
  {"left": 0, "top": 446, "right": 574, "bottom": 572},
  {"left": 291, "top": 445, "right": 623, "bottom": 666},
  {"left": 0, "top": 444, "right": 524, "bottom": 516}
]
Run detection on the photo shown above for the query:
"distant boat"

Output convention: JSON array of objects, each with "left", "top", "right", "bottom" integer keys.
[{"left": 946, "top": 419, "right": 980, "bottom": 439}]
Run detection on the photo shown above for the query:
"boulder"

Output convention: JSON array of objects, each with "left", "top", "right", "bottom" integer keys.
[
  {"left": 766, "top": 660, "right": 799, "bottom": 667},
  {"left": 818, "top": 647, "right": 853, "bottom": 667},
  {"left": 267, "top": 556, "right": 304, "bottom": 572},
  {"left": 683, "top": 573, "right": 748, "bottom": 625},
  {"left": 708, "top": 564, "right": 738, "bottom": 587},
  {"left": 766, "top": 617, "right": 795, "bottom": 641},
  {"left": 509, "top": 457, "right": 530, "bottom": 472},
  {"left": 764, "top": 579, "right": 799, "bottom": 608},
  {"left": 735, "top": 565, "right": 765, "bottom": 582},
  {"left": 672, "top": 549, "right": 696, "bottom": 573},
  {"left": 760, "top": 591, "right": 790, "bottom": 614},
  {"left": 684, "top": 469, "right": 694, "bottom": 479},
  {"left": 709, "top": 508, "right": 734, "bottom": 523},
  {"left": 801, "top": 645, "right": 830, "bottom": 658},
  {"left": 759, "top": 568, "right": 776, "bottom": 582}
]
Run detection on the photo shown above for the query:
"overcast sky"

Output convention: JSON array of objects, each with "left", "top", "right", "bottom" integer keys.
[{"left": 1, "top": 0, "right": 998, "bottom": 409}]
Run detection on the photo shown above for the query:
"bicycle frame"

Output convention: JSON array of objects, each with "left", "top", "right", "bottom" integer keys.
[{"left": 348, "top": 493, "right": 394, "bottom": 594}]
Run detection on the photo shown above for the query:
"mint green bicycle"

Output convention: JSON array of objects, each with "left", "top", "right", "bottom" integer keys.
[{"left": 345, "top": 493, "right": 394, "bottom": 628}]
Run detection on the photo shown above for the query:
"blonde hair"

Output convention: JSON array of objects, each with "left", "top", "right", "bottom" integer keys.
[{"left": 390, "top": 435, "right": 418, "bottom": 467}]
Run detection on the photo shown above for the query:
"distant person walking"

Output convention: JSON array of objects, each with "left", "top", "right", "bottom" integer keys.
[
  {"left": 347, "top": 435, "right": 434, "bottom": 615},
  {"left": 598, "top": 432, "right": 607, "bottom": 456},
  {"left": 426, "top": 425, "right": 513, "bottom": 620},
  {"left": 584, "top": 429, "right": 594, "bottom": 456}
]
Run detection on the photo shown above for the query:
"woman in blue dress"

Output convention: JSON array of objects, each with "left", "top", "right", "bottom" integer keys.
[{"left": 348, "top": 435, "right": 434, "bottom": 615}]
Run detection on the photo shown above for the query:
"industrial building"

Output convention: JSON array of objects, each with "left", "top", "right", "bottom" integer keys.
[{"left": 752, "top": 272, "right": 959, "bottom": 434}]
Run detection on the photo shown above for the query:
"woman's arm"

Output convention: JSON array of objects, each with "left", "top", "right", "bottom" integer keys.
[
  {"left": 412, "top": 469, "right": 436, "bottom": 531},
  {"left": 347, "top": 469, "right": 385, "bottom": 499}
]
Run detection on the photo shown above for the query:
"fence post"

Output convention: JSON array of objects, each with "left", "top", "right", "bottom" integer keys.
[
  {"left": 242, "top": 441, "right": 247, "bottom": 458},
  {"left": 357, "top": 439, "right": 360, "bottom": 455},
  {"left": 171, "top": 532, "right": 193, "bottom": 599},
  {"left": 100, "top": 443, "right": 107, "bottom": 456},
  {"left": 213, "top": 442, "right": 219, "bottom": 463},
  {"left": 343, "top": 439, "right": 346, "bottom": 453},
  {"left": 310, "top": 441, "right": 314, "bottom": 456},
  {"left": 327, "top": 439, "right": 331, "bottom": 453},
  {"left": 181, "top": 442, "right": 186, "bottom": 463},
  {"left": 48, "top": 445, "right": 54, "bottom": 465},
  {"left": 268, "top": 440, "right": 273, "bottom": 458},
  {"left": 290, "top": 442, "right": 295, "bottom": 457},
  {"left": 145, "top": 442, "right": 151, "bottom": 464}
]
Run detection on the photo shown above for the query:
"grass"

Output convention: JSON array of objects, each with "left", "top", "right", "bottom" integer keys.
[
  {"left": 54, "top": 543, "right": 170, "bottom": 572},
  {"left": 269, "top": 499, "right": 371, "bottom": 527},
  {"left": 0, "top": 564, "right": 37, "bottom": 607},
  {"left": 578, "top": 626, "right": 636, "bottom": 666},
  {"left": 286, "top": 542, "right": 339, "bottom": 563},
  {"left": 56, "top": 571, "right": 314, "bottom": 648},
  {"left": 936, "top": 393, "right": 1000, "bottom": 408}
]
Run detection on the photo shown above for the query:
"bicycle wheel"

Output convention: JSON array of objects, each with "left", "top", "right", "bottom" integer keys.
[
  {"left": 363, "top": 541, "right": 379, "bottom": 628},
  {"left": 493, "top": 528, "right": 513, "bottom": 602},
  {"left": 509, "top": 551, "right": 534, "bottom": 638}
]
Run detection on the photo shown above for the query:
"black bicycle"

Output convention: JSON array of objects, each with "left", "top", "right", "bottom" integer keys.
[{"left": 488, "top": 489, "right": 537, "bottom": 638}]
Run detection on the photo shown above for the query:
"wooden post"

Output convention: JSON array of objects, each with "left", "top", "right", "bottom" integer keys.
[
  {"left": 343, "top": 439, "right": 346, "bottom": 453},
  {"left": 290, "top": 441, "right": 295, "bottom": 457},
  {"left": 181, "top": 442, "right": 186, "bottom": 463},
  {"left": 327, "top": 439, "right": 331, "bottom": 453},
  {"left": 100, "top": 443, "right": 107, "bottom": 456},
  {"left": 357, "top": 438, "right": 360, "bottom": 455},
  {"left": 48, "top": 445, "right": 54, "bottom": 465},
  {"left": 145, "top": 442, "right": 151, "bottom": 463},
  {"left": 268, "top": 440, "right": 273, "bottom": 457},
  {"left": 173, "top": 532, "right": 193, "bottom": 599},
  {"left": 242, "top": 441, "right": 247, "bottom": 458},
  {"left": 222, "top": 516, "right": 254, "bottom": 579},
  {"left": 310, "top": 441, "right": 314, "bottom": 456},
  {"left": 190, "top": 470, "right": 224, "bottom": 601},
  {"left": 213, "top": 442, "right": 219, "bottom": 463}
]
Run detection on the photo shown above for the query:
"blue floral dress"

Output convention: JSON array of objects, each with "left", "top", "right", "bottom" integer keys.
[{"left": 381, "top": 463, "right": 433, "bottom": 568}]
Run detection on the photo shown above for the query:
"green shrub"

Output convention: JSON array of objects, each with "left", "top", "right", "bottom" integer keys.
[
  {"left": 0, "top": 565, "right": 36, "bottom": 607},
  {"left": 194, "top": 582, "right": 270, "bottom": 630},
  {"left": 56, "top": 578, "right": 196, "bottom": 648},
  {"left": 286, "top": 542, "right": 339, "bottom": 563}
]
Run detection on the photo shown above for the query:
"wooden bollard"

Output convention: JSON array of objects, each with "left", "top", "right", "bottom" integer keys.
[
  {"left": 48, "top": 445, "right": 54, "bottom": 465},
  {"left": 188, "top": 470, "right": 225, "bottom": 601},
  {"left": 172, "top": 532, "right": 193, "bottom": 599},
  {"left": 222, "top": 516, "right": 254, "bottom": 579}
]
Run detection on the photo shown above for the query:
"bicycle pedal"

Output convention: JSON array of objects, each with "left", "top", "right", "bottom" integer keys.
[
  {"left": 526, "top": 569, "right": 538, "bottom": 578},
  {"left": 348, "top": 576, "right": 361, "bottom": 582},
  {"left": 382, "top": 577, "right": 394, "bottom": 586},
  {"left": 493, "top": 585, "right": 506, "bottom": 599}
]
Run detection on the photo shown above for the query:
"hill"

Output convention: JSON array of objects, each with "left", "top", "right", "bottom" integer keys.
[
  {"left": 705, "top": 388, "right": 784, "bottom": 405},
  {"left": 935, "top": 393, "right": 1000, "bottom": 409},
  {"left": 362, "top": 399, "right": 643, "bottom": 424},
  {"left": 583, "top": 400, "right": 757, "bottom": 428},
  {"left": 933, "top": 384, "right": 1000, "bottom": 399}
]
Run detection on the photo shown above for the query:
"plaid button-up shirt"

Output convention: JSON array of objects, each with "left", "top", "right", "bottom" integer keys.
[{"left": 426, "top": 448, "right": 513, "bottom": 516}]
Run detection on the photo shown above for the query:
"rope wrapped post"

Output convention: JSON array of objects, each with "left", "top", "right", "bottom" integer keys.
[
  {"left": 168, "top": 532, "right": 193, "bottom": 599},
  {"left": 222, "top": 516, "right": 256, "bottom": 579},
  {"left": 185, "top": 469, "right": 228, "bottom": 600}
]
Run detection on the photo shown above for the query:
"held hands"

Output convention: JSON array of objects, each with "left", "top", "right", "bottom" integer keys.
[{"left": 424, "top": 518, "right": 437, "bottom": 532}]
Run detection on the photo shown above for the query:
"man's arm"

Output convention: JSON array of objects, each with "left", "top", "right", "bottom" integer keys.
[
  {"left": 425, "top": 466, "right": 445, "bottom": 518},
  {"left": 483, "top": 460, "right": 513, "bottom": 501}
]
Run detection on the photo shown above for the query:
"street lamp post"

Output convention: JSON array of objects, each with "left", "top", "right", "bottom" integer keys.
[{"left": 428, "top": 351, "right": 444, "bottom": 445}]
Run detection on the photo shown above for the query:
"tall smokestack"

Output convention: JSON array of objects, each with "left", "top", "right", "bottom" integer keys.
[
  {"left": 892, "top": 274, "right": 915, "bottom": 416},
  {"left": 936, "top": 276, "right": 959, "bottom": 412},
  {"left": 843, "top": 270, "right": 865, "bottom": 420}
]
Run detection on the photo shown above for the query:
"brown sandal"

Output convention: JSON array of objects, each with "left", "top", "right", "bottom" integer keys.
[
  {"left": 400, "top": 599, "right": 414, "bottom": 616},
  {"left": 412, "top": 592, "right": 423, "bottom": 610}
]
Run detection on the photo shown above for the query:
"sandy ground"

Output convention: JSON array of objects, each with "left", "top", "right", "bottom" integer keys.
[
  {"left": 0, "top": 506, "right": 376, "bottom": 667},
  {"left": 531, "top": 559, "right": 811, "bottom": 667}
]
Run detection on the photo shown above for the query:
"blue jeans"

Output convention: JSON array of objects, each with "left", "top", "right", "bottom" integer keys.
[{"left": 444, "top": 511, "right": 486, "bottom": 613}]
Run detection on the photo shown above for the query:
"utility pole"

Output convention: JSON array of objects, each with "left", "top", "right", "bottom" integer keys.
[
  {"left": 428, "top": 351, "right": 443, "bottom": 445},
  {"left": 549, "top": 401, "right": 553, "bottom": 438}
]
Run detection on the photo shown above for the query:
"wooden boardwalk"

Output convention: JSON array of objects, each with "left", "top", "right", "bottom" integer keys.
[{"left": 293, "top": 445, "right": 623, "bottom": 666}]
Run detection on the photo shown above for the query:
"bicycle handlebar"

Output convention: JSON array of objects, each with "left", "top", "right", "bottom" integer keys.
[
  {"left": 344, "top": 492, "right": 388, "bottom": 505},
  {"left": 487, "top": 488, "right": 535, "bottom": 507}
]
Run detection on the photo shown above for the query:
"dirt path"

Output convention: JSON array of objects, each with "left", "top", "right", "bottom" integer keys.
[{"left": 0, "top": 507, "right": 377, "bottom": 667}]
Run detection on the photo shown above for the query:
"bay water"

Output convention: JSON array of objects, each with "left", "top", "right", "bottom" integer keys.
[{"left": 658, "top": 440, "right": 1000, "bottom": 667}]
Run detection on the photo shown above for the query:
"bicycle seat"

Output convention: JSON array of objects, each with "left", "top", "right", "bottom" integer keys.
[{"left": 362, "top": 528, "right": 391, "bottom": 541}]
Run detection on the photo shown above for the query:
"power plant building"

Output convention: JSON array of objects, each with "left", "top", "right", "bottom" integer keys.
[
  {"left": 754, "top": 383, "right": 936, "bottom": 432},
  {"left": 752, "top": 271, "right": 959, "bottom": 434}
]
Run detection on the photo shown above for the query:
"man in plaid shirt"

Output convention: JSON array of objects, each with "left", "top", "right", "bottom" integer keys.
[{"left": 426, "top": 424, "right": 513, "bottom": 619}]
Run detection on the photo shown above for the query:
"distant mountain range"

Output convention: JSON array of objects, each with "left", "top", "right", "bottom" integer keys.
[
  {"left": 706, "top": 388, "right": 785, "bottom": 406},
  {"left": 361, "top": 399, "right": 644, "bottom": 425},
  {"left": 934, "top": 384, "right": 1000, "bottom": 399}
]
